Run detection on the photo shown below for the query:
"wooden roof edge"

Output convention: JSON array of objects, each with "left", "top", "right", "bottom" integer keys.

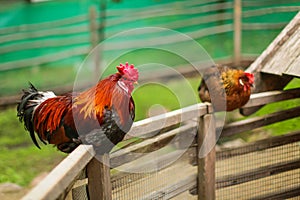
[
  {"left": 246, "top": 11, "right": 300, "bottom": 74},
  {"left": 241, "top": 12, "right": 300, "bottom": 116}
]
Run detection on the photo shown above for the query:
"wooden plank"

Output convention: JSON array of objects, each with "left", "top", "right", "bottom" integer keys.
[
  {"left": 21, "top": 145, "right": 95, "bottom": 200},
  {"left": 242, "top": 6, "right": 300, "bottom": 18},
  {"left": 125, "top": 103, "right": 207, "bottom": 139},
  {"left": 285, "top": 54, "right": 300, "bottom": 77},
  {"left": 0, "top": 14, "right": 88, "bottom": 35},
  {"left": 106, "top": 2, "right": 233, "bottom": 28},
  {"left": 0, "top": 24, "right": 89, "bottom": 44},
  {"left": 242, "top": 22, "right": 286, "bottom": 30},
  {"left": 0, "top": 35, "right": 89, "bottom": 54},
  {"left": 243, "top": 1, "right": 300, "bottom": 7},
  {"left": 0, "top": 24, "right": 232, "bottom": 72},
  {"left": 197, "top": 114, "right": 216, "bottom": 200},
  {"left": 241, "top": 12, "right": 300, "bottom": 115},
  {"left": 103, "top": 24, "right": 233, "bottom": 51},
  {"left": 0, "top": 57, "right": 254, "bottom": 108},
  {"left": 247, "top": 11, "right": 300, "bottom": 73},
  {"left": 89, "top": 6, "right": 101, "bottom": 82},
  {"left": 261, "top": 26, "right": 300, "bottom": 76},
  {"left": 243, "top": 88, "right": 300, "bottom": 108},
  {"left": 249, "top": 185, "right": 300, "bottom": 200},
  {"left": 111, "top": 122, "right": 197, "bottom": 168},
  {"left": 216, "top": 158, "right": 300, "bottom": 189},
  {"left": 0, "top": 46, "right": 90, "bottom": 71},
  {"left": 87, "top": 154, "right": 112, "bottom": 200},
  {"left": 284, "top": 34, "right": 300, "bottom": 77},
  {"left": 217, "top": 130, "right": 300, "bottom": 160},
  {"left": 233, "top": 0, "right": 242, "bottom": 66},
  {"left": 222, "top": 106, "right": 300, "bottom": 137}
]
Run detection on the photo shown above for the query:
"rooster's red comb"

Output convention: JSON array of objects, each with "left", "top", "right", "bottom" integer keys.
[{"left": 117, "top": 62, "right": 139, "bottom": 81}]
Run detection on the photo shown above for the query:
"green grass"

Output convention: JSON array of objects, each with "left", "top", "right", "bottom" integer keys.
[{"left": 0, "top": 107, "right": 66, "bottom": 186}]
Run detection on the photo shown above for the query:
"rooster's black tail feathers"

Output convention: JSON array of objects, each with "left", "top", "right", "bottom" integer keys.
[{"left": 17, "top": 82, "right": 46, "bottom": 149}]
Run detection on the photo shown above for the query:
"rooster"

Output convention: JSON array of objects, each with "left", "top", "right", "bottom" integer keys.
[
  {"left": 17, "top": 62, "right": 138, "bottom": 153},
  {"left": 198, "top": 65, "right": 254, "bottom": 111}
]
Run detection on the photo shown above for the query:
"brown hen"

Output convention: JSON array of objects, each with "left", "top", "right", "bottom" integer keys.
[{"left": 198, "top": 65, "right": 254, "bottom": 111}]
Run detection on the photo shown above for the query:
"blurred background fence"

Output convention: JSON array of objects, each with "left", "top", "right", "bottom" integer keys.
[{"left": 0, "top": 0, "right": 300, "bottom": 101}]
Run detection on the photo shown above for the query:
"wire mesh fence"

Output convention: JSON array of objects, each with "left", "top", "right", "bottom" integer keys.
[
  {"left": 108, "top": 132, "right": 300, "bottom": 200},
  {"left": 111, "top": 146, "right": 197, "bottom": 200},
  {"left": 216, "top": 132, "right": 300, "bottom": 200}
]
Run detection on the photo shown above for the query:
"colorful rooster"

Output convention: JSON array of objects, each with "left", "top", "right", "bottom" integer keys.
[{"left": 17, "top": 62, "right": 138, "bottom": 153}]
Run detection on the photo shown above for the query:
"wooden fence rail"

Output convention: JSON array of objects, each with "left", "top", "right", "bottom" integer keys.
[
  {"left": 1, "top": 1, "right": 298, "bottom": 72},
  {"left": 21, "top": 87, "right": 300, "bottom": 200}
]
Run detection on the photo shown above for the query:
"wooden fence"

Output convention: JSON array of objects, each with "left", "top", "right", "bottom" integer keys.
[
  {"left": 1, "top": 0, "right": 299, "bottom": 72},
  {"left": 1, "top": 0, "right": 299, "bottom": 107},
  {"left": 21, "top": 87, "right": 300, "bottom": 200}
]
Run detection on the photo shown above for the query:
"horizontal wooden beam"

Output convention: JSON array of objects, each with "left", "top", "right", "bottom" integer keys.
[
  {"left": 243, "top": 88, "right": 300, "bottom": 108},
  {"left": 216, "top": 158, "right": 300, "bottom": 189},
  {"left": 21, "top": 145, "right": 94, "bottom": 200},
  {"left": 217, "top": 130, "right": 300, "bottom": 160},
  {"left": 0, "top": 14, "right": 88, "bottom": 35},
  {"left": 126, "top": 103, "right": 207, "bottom": 139},
  {"left": 249, "top": 185, "right": 300, "bottom": 200},
  {"left": 220, "top": 106, "right": 300, "bottom": 137},
  {"left": 0, "top": 46, "right": 90, "bottom": 71}
]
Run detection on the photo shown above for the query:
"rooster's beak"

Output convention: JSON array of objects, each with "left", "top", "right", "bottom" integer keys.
[{"left": 134, "top": 81, "right": 138, "bottom": 85}]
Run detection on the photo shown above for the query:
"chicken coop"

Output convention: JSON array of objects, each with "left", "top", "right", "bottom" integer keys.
[{"left": 20, "top": 11, "right": 300, "bottom": 200}]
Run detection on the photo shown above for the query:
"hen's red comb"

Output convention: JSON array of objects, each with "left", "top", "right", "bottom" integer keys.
[{"left": 244, "top": 72, "right": 254, "bottom": 84}]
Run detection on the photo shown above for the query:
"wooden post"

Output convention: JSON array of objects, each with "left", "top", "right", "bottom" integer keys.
[
  {"left": 197, "top": 114, "right": 216, "bottom": 200},
  {"left": 233, "top": 0, "right": 242, "bottom": 66},
  {"left": 87, "top": 154, "right": 112, "bottom": 200},
  {"left": 89, "top": 6, "right": 100, "bottom": 82}
]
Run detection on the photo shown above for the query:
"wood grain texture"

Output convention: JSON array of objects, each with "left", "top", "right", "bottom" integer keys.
[
  {"left": 197, "top": 114, "right": 216, "bottom": 200},
  {"left": 87, "top": 155, "right": 112, "bottom": 200}
]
